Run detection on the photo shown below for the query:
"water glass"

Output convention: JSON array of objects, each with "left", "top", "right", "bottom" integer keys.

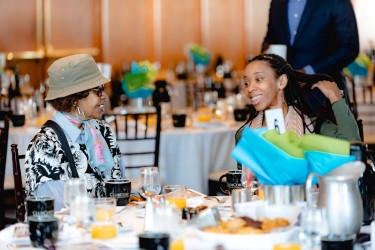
[
  {"left": 70, "top": 195, "right": 95, "bottom": 228},
  {"left": 299, "top": 206, "right": 329, "bottom": 248},
  {"left": 63, "top": 178, "right": 86, "bottom": 208},
  {"left": 139, "top": 167, "right": 161, "bottom": 199}
]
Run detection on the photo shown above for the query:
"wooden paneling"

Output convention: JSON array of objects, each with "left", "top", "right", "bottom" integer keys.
[
  {"left": 156, "top": 0, "right": 201, "bottom": 71},
  {"left": 0, "top": 0, "right": 38, "bottom": 52},
  {"left": 201, "top": 0, "right": 246, "bottom": 70},
  {"left": 0, "top": 0, "right": 101, "bottom": 86},
  {"left": 46, "top": 0, "right": 101, "bottom": 58},
  {"left": 244, "top": 0, "right": 271, "bottom": 59},
  {"left": 102, "top": 0, "right": 154, "bottom": 72}
]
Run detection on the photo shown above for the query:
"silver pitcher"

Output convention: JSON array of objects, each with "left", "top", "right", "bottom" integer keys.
[{"left": 306, "top": 161, "right": 365, "bottom": 236}]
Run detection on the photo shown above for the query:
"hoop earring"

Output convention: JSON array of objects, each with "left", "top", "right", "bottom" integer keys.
[{"left": 75, "top": 105, "right": 86, "bottom": 120}]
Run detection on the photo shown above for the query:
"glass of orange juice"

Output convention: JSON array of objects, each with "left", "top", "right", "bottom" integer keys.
[
  {"left": 163, "top": 185, "right": 187, "bottom": 209},
  {"left": 91, "top": 197, "right": 117, "bottom": 240},
  {"left": 197, "top": 107, "right": 212, "bottom": 122}
]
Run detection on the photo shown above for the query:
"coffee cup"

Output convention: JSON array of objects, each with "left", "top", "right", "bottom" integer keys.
[
  {"left": 172, "top": 114, "right": 186, "bottom": 128},
  {"left": 233, "top": 108, "right": 249, "bottom": 122},
  {"left": 266, "top": 44, "right": 287, "bottom": 60},
  {"left": 29, "top": 215, "right": 59, "bottom": 248},
  {"left": 138, "top": 232, "right": 169, "bottom": 250},
  {"left": 105, "top": 179, "right": 131, "bottom": 206},
  {"left": 11, "top": 114, "right": 25, "bottom": 127},
  {"left": 219, "top": 170, "right": 243, "bottom": 195},
  {"left": 26, "top": 196, "right": 55, "bottom": 218}
]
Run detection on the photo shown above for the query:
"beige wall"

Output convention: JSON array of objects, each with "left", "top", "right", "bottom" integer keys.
[{"left": 353, "top": 0, "right": 375, "bottom": 51}]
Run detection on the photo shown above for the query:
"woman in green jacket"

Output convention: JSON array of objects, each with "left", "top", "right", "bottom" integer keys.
[{"left": 236, "top": 53, "right": 360, "bottom": 142}]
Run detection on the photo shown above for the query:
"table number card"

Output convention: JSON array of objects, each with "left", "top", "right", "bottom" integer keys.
[{"left": 265, "top": 108, "right": 286, "bottom": 134}]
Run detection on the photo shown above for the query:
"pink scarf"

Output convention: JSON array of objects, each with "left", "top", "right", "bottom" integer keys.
[{"left": 64, "top": 113, "right": 114, "bottom": 173}]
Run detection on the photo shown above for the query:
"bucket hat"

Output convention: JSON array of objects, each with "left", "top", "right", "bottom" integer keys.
[{"left": 45, "top": 54, "right": 110, "bottom": 101}]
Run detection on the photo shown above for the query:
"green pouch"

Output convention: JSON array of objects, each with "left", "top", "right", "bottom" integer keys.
[
  {"left": 262, "top": 130, "right": 304, "bottom": 158},
  {"left": 298, "top": 133, "right": 350, "bottom": 155}
]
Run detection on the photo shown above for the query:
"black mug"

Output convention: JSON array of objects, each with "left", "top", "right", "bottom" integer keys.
[
  {"left": 172, "top": 114, "right": 187, "bottom": 128},
  {"left": 219, "top": 170, "right": 243, "bottom": 195},
  {"left": 29, "top": 215, "right": 59, "bottom": 248},
  {"left": 26, "top": 196, "right": 55, "bottom": 218},
  {"left": 138, "top": 232, "right": 169, "bottom": 250},
  {"left": 105, "top": 179, "right": 131, "bottom": 206},
  {"left": 233, "top": 108, "right": 249, "bottom": 122},
  {"left": 11, "top": 114, "right": 26, "bottom": 127}
]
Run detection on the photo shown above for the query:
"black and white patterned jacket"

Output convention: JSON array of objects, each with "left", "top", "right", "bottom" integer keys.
[{"left": 25, "top": 119, "right": 122, "bottom": 198}]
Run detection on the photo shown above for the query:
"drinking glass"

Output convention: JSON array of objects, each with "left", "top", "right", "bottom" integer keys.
[
  {"left": 139, "top": 167, "right": 161, "bottom": 199},
  {"left": 241, "top": 167, "right": 253, "bottom": 189},
  {"left": 70, "top": 195, "right": 95, "bottom": 228},
  {"left": 163, "top": 185, "right": 187, "bottom": 209},
  {"left": 299, "top": 206, "right": 329, "bottom": 249},
  {"left": 139, "top": 167, "right": 161, "bottom": 232},
  {"left": 91, "top": 197, "right": 117, "bottom": 239},
  {"left": 63, "top": 178, "right": 86, "bottom": 208},
  {"left": 0, "top": 53, "right": 5, "bottom": 74}
]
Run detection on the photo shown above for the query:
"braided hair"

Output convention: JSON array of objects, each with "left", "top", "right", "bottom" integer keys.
[{"left": 237, "top": 53, "right": 336, "bottom": 136}]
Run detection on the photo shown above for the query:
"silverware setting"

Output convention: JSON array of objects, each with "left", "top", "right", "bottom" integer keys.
[{"left": 204, "top": 196, "right": 229, "bottom": 204}]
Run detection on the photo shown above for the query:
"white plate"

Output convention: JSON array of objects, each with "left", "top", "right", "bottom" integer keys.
[
  {"left": 234, "top": 200, "right": 302, "bottom": 225},
  {"left": 194, "top": 227, "right": 296, "bottom": 250}
]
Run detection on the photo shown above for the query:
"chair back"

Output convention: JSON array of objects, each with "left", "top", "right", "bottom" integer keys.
[
  {"left": 357, "top": 119, "right": 364, "bottom": 142},
  {"left": 11, "top": 144, "right": 26, "bottom": 223},
  {"left": 0, "top": 119, "right": 9, "bottom": 229},
  {"left": 104, "top": 105, "right": 161, "bottom": 179}
]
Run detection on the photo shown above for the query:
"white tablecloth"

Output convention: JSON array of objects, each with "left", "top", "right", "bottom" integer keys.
[
  {"left": 5, "top": 117, "right": 239, "bottom": 194},
  {"left": 0, "top": 197, "right": 234, "bottom": 250},
  {"left": 0, "top": 199, "right": 371, "bottom": 250}
]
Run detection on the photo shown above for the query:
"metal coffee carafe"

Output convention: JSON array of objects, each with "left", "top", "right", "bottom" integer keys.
[
  {"left": 306, "top": 161, "right": 365, "bottom": 236},
  {"left": 350, "top": 142, "right": 375, "bottom": 225}
]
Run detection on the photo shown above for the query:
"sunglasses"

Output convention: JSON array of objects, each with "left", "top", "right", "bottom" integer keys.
[{"left": 91, "top": 85, "right": 105, "bottom": 97}]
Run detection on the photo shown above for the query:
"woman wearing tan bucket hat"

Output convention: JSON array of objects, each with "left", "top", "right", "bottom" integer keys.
[{"left": 24, "top": 54, "right": 124, "bottom": 210}]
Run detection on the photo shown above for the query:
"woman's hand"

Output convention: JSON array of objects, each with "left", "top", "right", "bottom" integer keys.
[{"left": 311, "top": 80, "right": 344, "bottom": 104}]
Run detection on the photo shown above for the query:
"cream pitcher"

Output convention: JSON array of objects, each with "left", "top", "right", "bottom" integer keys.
[{"left": 306, "top": 161, "right": 365, "bottom": 236}]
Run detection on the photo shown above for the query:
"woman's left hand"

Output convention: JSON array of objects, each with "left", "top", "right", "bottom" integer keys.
[{"left": 311, "top": 80, "right": 344, "bottom": 104}]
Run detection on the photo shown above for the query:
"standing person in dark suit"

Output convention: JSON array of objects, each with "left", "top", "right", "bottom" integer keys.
[{"left": 262, "top": 0, "right": 359, "bottom": 104}]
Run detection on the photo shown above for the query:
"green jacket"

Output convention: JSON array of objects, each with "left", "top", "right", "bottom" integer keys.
[{"left": 235, "top": 99, "right": 361, "bottom": 144}]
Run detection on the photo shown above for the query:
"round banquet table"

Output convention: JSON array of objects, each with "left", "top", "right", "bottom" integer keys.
[{"left": 0, "top": 197, "right": 372, "bottom": 250}]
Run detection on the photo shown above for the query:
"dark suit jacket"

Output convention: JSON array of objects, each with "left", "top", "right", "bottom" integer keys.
[{"left": 262, "top": 0, "right": 359, "bottom": 92}]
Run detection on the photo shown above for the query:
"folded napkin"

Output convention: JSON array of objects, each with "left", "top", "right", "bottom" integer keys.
[{"left": 231, "top": 127, "right": 355, "bottom": 185}]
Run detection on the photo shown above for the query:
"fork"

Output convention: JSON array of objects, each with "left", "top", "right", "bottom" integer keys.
[{"left": 204, "top": 196, "right": 229, "bottom": 203}]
